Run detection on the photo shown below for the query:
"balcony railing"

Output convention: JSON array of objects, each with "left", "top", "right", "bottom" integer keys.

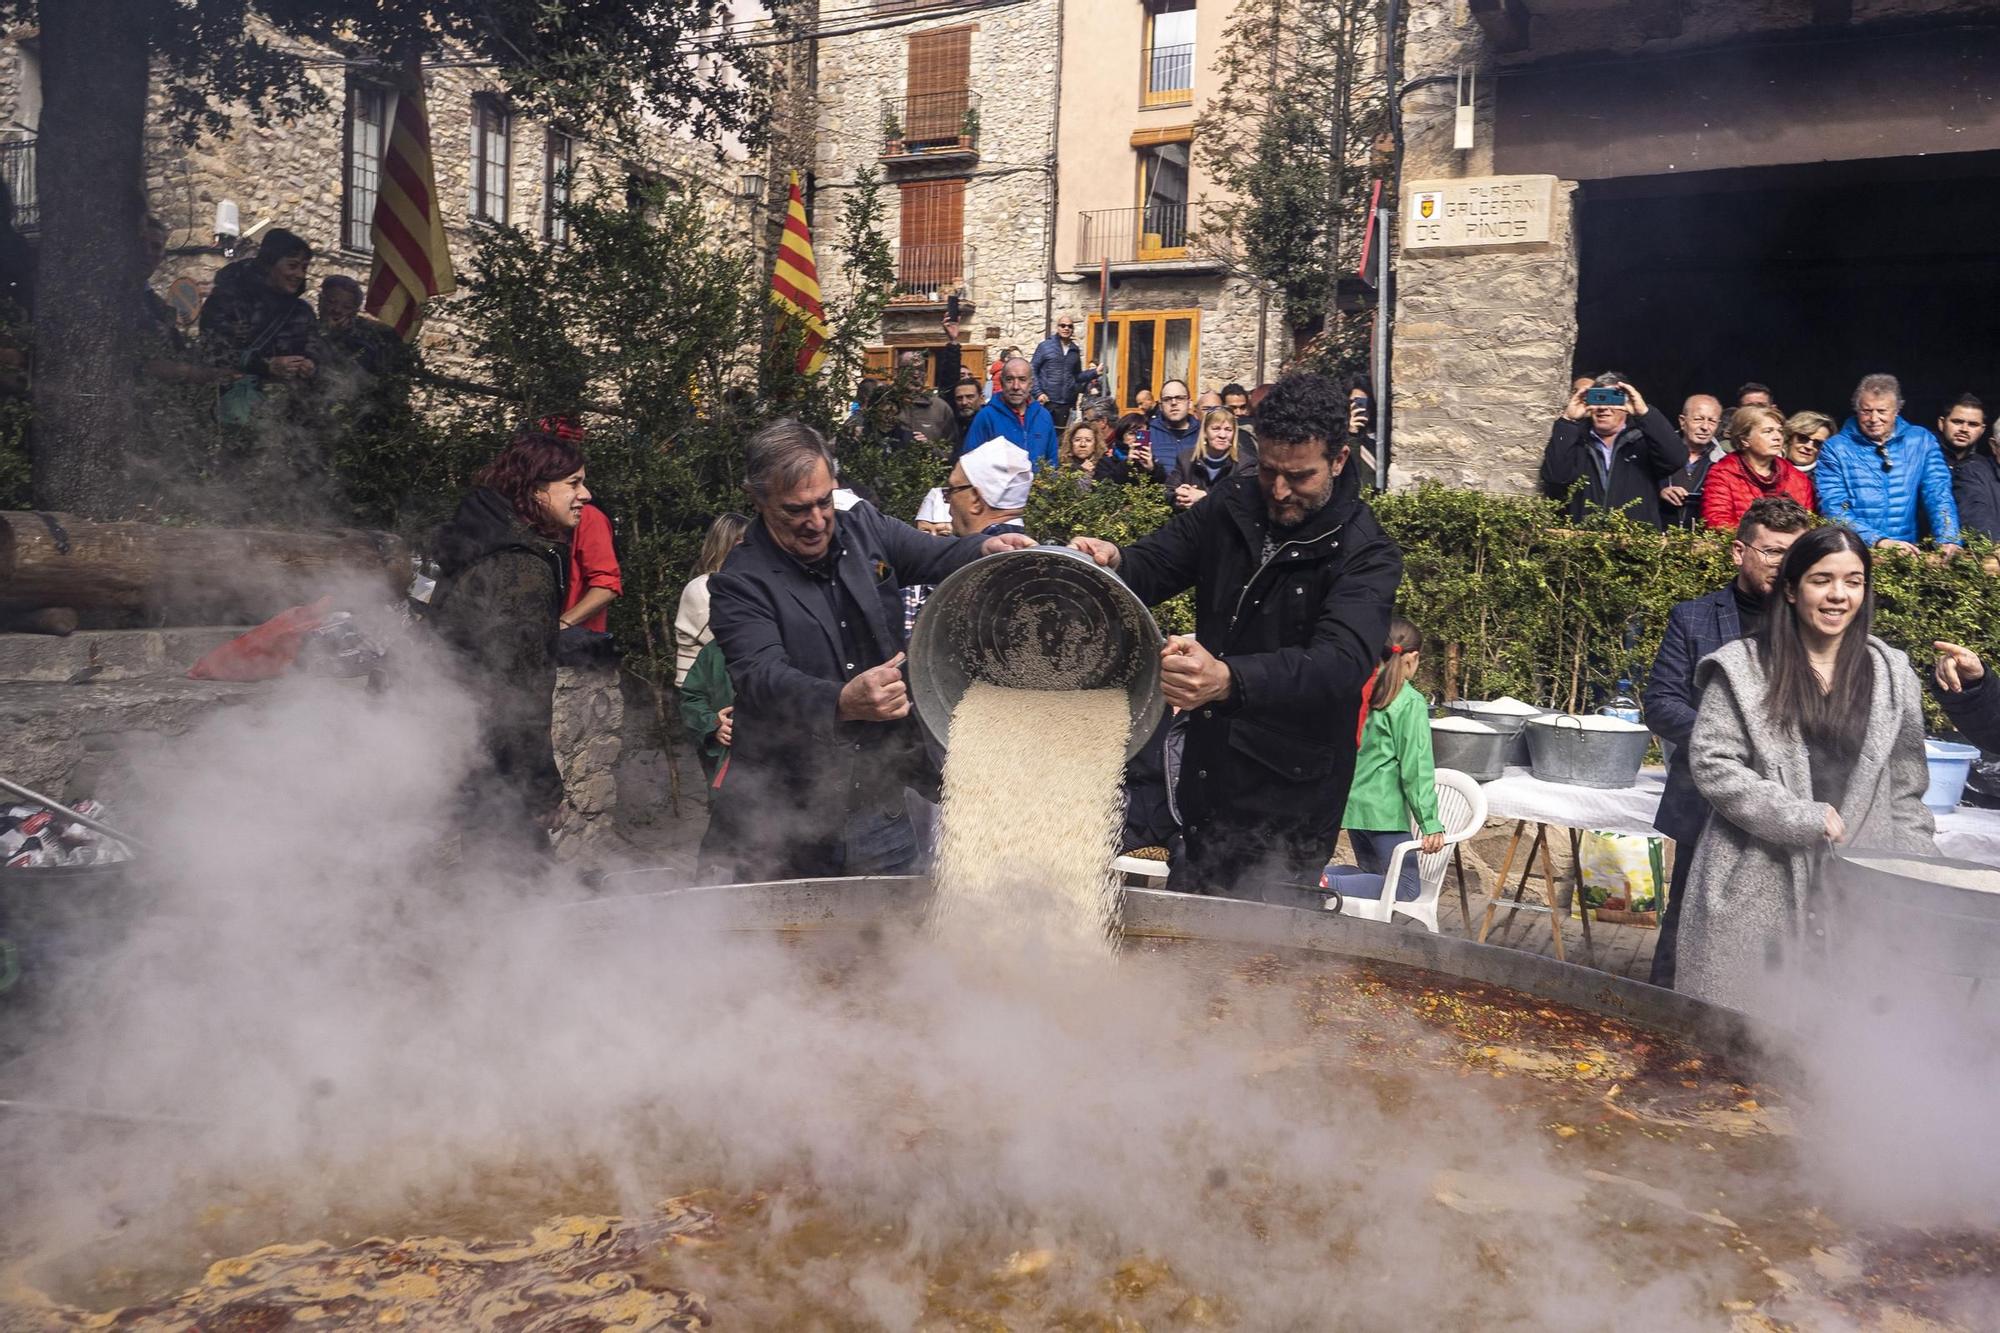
[
  {"left": 1076, "top": 204, "right": 1204, "bottom": 267},
  {"left": 0, "top": 137, "right": 35, "bottom": 233},
  {"left": 1141, "top": 43, "right": 1194, "bottom": 107},
  {"left": 881, "top": 90, "right": 981, "bottom": 158},
  {"left": 894, "top": 242, "right": 972, "bottom": 303}
]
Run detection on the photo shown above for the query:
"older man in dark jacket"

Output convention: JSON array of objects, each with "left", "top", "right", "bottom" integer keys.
[
  {"left": 1540, "top": 374, "right": 1684, "bottom": 528},
  {"left": 706, "top": 420, "right": 1033, "bottom": 883},
  {"left": 1642, "top": 496, "right": 1810, "bottom": 987},
  {"left": 1030, "top": 315, "right": 1099, "bottom": 426},
  {"left": 1069, "top": 372, "right": 1403, "bottom": 901}
]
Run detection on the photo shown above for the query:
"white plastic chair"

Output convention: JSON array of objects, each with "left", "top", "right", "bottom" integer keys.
[{"left": 1335, "top": 768, "right": 1489, "bottom": 932}]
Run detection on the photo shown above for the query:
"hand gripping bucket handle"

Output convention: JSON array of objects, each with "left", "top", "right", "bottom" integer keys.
[{"left": 908, "top": 544, "right": 1166, "bottom": 761}]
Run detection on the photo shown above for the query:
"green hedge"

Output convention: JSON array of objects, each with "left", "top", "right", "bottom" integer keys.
[{"left": 1028, "top": 473, "right": 2000, "bottom": 723}]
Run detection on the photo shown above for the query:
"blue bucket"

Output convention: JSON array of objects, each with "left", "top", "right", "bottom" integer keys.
[{"left": 1923, "top": 740, "right": 1981, "bottom": 814}]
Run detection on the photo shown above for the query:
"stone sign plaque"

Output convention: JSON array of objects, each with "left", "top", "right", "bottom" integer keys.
[{"left": 1403, "top": 175, "right": 1558, "bottom": 251}]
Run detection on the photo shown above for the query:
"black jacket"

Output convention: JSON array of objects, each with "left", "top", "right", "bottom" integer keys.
[
  {"left": 198, "top": 257, "right": 319, "bottom": 376},
  {"left": 1644, "top": 584, "right": 1745, "bottom": 845},
  {"left": 708, "top": 502, "right": 988, "bottom": 878},
  {"left": 1938, "top": 673, "right": 2000, "bottom": 754},
  {"left": 1117, "top": 463, "right": 1403, "bottom": 888},
  {"left": 1539, "top": 408, "right": 1685, "bottom": 528},
  {"left": 429, "top": 488, "right": 567, "bottom": 823},
  {"left": 1660, "top": 445, "right": 1716, "bottom": 530},
  {"left": 1945, "top": 445, "right": 2000, "bottom": 542}
]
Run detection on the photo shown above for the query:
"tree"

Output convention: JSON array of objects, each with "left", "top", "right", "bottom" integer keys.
[
  {"left": 1195, "top": 0, "right": 1388, "bottom": 366},
  {"left": 10, "top": 0, "right": 770, "bottom": 516}
]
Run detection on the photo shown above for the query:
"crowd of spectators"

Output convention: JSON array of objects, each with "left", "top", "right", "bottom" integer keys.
[{"left": 1543, "top": 370, "right": 1994, "bottom": 550}]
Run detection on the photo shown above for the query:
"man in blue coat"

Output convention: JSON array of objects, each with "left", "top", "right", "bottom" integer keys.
[
  {"left": 707, "top": 420, "right": 1034, "bottom": 882},
  {"left": 1029, "top": 314, "right": 1099, "bottom": 427},
  {"left": 1815, "top": 372, "right": 1964, "bottom": 555},
  {"left": 960, "top": 355, "right": 1058, "bottom": 470},
  {"left": 1641, "top": 496, "right": 1810, "bottom": 987}
]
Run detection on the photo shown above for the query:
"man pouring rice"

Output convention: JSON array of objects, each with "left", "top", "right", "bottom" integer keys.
[
  {"left": 1069, "top": 372, "right": 1404, "bottom": 900},
  {"left": 705, "top": 420, "right": 1035, "bottom": 882}
]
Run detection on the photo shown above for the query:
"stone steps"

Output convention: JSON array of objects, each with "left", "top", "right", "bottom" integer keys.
[{"left": 0, "top": 628, "right": 247, "bottom": 685}]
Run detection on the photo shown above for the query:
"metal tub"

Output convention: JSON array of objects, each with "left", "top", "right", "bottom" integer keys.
[
  {"left": 908, "top": 545, "right": 1164, "bottom": 760},
  {"left": 1444, "top": 700, "right": 1549, "bottom": 768},
  {"left": 1821, "top": 850, "right": 2000, "bottom": 982},
  {"left": 1429, "top": 718, "right": 1510, "bottom": 783},
  {"left": 1525, "top": 714, "right": 1650, "bottom": 789}
]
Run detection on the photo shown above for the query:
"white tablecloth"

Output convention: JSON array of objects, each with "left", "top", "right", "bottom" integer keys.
[{"left": 1477, "top": 766, "right": 2000, "bottom": 867}]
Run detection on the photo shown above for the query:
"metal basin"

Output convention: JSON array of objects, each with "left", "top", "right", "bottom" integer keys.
[
  {"left": 575, "top": 872, "right": 1763, "bottom": 1061},
  {"left": 1821, "top": 849, "right": 2000, "bottom": 981},
  {"left": 908, "top": 545, "right": 1164, "bottom": 759},
  {"left": 1525, "top": 714, "right": 1651, "bottom": 789},
  {"left": 1430, "top": 718, "right": 1509, "bottom": 783},
  {"left": 1444, "top": 700, "right": 1549, "bottom": 768}
]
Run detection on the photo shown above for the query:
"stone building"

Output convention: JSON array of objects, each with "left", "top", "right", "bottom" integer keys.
[
  {"left": 812, "top": 0, "right": 1063, "bottom": 389},
  {"left": 1390, "top": 0, "right": 2000, "bottom": 493},
  {"left": 0, "top": 24, "right": 756, "bottom": 376}
]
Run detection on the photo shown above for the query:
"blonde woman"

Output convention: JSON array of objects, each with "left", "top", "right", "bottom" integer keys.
[
  {"left": 1169, "top": 407, "right": 1257, "bottom": 508},
  {"left": 1702, "top": 406, "right": 1815, "bottom": 530},
  {"left": 672, "top": 512, "right": 751, "bottom": 687},
  {"left": 1784, "top": 409, "right": 1835, "bottom": 474}
]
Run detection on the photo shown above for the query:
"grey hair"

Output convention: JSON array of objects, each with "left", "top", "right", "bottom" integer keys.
[
  {"left": 1853, "top": 373, "right": 1903, "bottom": 410},
  {"left": 1593, "top": 371, "right": 1629, "bottom": 387},
  {"left": 744, "top": 418, "right": 838, "bottom": 505},
  {"left": 1002, "top": 355, "right": 1031, "bottom": 374}
]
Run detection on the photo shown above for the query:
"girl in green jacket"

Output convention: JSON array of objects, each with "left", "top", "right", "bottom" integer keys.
[{"left": 1331, "top": 617, "right": 1444, "bottom": 903}]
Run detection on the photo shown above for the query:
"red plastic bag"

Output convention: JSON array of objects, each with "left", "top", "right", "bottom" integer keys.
[{"left": 187, "top": 597, "right": 335, "bottom": 682}]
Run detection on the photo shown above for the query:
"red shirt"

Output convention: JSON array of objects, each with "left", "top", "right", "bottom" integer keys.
[
  {"left": 1700, "top": 453, "right": 1815, "bottom": 531},
  {"left": 564, "top": 504, "right": 622, "bottom": 632}
]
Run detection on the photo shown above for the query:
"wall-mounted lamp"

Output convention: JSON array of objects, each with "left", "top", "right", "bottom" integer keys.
[
  {"left": 214, "top": 199, "right": 240, "bottom": 257},
  {"left": 1454, "top": 70, "right": 1476, "bottom": 152}
]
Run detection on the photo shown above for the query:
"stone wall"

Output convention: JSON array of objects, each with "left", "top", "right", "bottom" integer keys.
[
  {"left": 812, "top": 0, "right": 1060, "bottom": 358},
  {"left": 0, "top": 26, "right": 756, "bottom": 383}
]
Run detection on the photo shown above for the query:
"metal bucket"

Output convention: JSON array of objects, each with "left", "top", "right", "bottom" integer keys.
[
  {"left": 908, "top": 545, "right": 1165, "bottom": 760},
  {"left": 1524, "top": 714, "right": 1650, "bottom": 789},
  {"left": 1820, "top": 850, "right": 2000, "bottom": 981},
  {"left": 1429, "top": 718, "right": 1509, "bottom": 783},
  {"left": 1444, "top": 701, "right": 1547, "bottom": 768}
]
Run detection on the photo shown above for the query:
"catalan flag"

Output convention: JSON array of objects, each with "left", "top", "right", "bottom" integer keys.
[
  {"left": 365, "top": 57, "right": 455, "bottom": 340},
  {"left": 770, "top": 172, "right": 829, "bottom": 376}
]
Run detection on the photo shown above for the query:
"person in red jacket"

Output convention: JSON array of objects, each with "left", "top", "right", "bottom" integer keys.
[
  {"left": 561, "top": 502, "right": 622, "bottom": 631},
  {"left": 1702, "top": 405, "right": 1815, "bottom": 530}
]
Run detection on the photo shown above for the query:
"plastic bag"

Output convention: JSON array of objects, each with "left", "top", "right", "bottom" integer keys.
[
  {"left": 187, "top": 597, "right": 334, "bottom": 681},
  {"left": 1577, "top": 830, "right": 1664, "bottom": 913}
]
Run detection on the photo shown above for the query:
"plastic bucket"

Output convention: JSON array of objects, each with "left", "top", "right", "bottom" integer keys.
[
  {"left": 1923, "top": 740, "right": 1980, "bottom": 814},
  {"left": 908, "top": 545, "right": 1165, "bottom": 760}
]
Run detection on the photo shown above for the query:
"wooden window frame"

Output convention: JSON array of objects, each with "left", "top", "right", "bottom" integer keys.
[
  {"left": 340, "top": 81, "right": 389, "bottom": 254},
  {"left": 1141, "top": 0, "right": 1197, "bottom": 109},
  {"left": 470, "top": 95, "right": 512, "bottom": 225},
  {"left": 543, "top": 129, "right": 574, "bottom": 243},
  {"left": 1133, "top": 134, "right": 1193, "bottom": 261},
  {"left": 1085, "top": 308, "right": 1200, "bottom": 414},
  {"left": 904, "top": 26, "right": 973, "bottom": 147}
]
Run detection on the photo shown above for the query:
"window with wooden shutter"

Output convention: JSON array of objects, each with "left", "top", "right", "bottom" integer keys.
[
  {"left": 905, "top": 28, "right": 971, "bottom": 146},
  {"left": 896, "top": 179, "right": 965, "bottom": 299}
]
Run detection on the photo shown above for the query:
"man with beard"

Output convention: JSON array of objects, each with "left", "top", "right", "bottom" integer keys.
[
  {"left": 1068, "top": 372, "right": 1403, "bottom": 901},
  {"left": 1642, "top": 496, "right": 1811, "bottom": 988},
  {"left": 1936, "top": 393, "right": 2000, "bottom": 541}
]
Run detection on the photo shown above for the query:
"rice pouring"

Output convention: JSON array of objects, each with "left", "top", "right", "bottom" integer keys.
[{"left": 929, "top": 682, "right": 1130, "bottom": 949}]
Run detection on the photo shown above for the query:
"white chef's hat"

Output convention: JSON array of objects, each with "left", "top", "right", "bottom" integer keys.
[
  {"left": 960, "top": 439, "right": 1033, "bottom": 510},
  {"left": 915, "top": 487, "right": 950, "bottom": 525}
]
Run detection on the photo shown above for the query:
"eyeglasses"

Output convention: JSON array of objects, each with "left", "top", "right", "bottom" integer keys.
[
  {"left": 1161, "top": 394, "right": 1190, "bottom": 404},
  {"left": 939, "top": 482, "right": 978, "bottom": 499},
  {"left": 1741, "top": 543, "right": 1791, "bottom": 562}
]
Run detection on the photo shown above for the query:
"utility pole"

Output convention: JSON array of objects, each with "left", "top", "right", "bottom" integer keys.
[{"left": 1319, "top": 0, "right": 1353, "bottom": 335}]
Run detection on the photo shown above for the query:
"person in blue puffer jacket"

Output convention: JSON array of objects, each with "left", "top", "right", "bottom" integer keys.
[{"left": 1814, "top": 372, "right": 1964, "bottom": 556}]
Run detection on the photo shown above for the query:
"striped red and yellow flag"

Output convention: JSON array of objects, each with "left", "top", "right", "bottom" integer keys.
[
  {"left": 770, "top": 172, "right": 830, "bottom": 376},
  {"left": 365, "top": 58, "right": 455, "bottom": 341}
]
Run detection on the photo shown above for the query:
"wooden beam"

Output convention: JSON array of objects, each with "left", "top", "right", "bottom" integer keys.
[{"left": 1469, "top": 0, "right": 1531, "bottom": 54}]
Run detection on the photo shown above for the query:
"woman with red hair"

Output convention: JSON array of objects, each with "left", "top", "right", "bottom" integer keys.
[{"left": 430, "top": 430, "right": 590, "bottom": 850}]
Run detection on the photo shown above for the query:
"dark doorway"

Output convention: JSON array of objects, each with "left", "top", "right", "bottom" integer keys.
[{"left": 1574, "top": 151, "right": 2000, "bottom": 425}]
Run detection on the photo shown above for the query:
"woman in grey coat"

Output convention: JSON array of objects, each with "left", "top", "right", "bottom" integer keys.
[{"left": 1679, "top": 525, "right": 1937, "bottom": 1019}]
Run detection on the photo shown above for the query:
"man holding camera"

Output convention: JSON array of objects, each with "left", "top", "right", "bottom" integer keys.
[{"left": 1539, "top": 372, "right": 1685, "bottom": 528}]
